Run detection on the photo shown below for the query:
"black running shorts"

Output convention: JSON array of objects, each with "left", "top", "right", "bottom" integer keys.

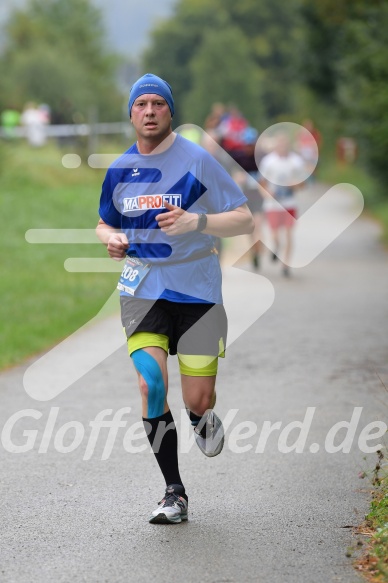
[{"left": 120, "top": 296, "right": 227, "bottom": 356}]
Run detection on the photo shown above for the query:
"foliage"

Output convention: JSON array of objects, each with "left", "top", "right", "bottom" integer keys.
[
  {"left": 298, "top": 2, "right": 341, "bottom": 103},
  {"left": 0, "top": 0, "right": 123, "bottom": 122},
  {"left": 143, "top": 0, "right": 301, "bottom": 128},
  {"left": 336, "top": 5, "right": 388, "bottom": 185},
  {"left": 218, "top": 0, "right": 302, "bottom": 120},
  {"left": 183, "top": 26, "right": 264, "bottom": 127},
  {"left": 142, "top": 2, "right": 232, "bottom": 125},
  {"left": 299, "top": 0, "right": 388, "bottom": 187},
  {"left": 356, "top": 450, "right": 388, "bottom": 582}
]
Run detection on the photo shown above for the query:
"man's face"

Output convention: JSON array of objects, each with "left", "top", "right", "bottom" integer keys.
[{"left": 130, "top": 94, "right": 172, "bottom": 142}]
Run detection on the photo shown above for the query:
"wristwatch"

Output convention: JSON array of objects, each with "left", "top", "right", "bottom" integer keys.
[{"left": 196, "top": 213, "right": 207, "bottom": 232}]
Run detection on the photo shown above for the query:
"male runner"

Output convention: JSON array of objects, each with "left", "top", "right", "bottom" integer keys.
[{"left": 96, "top": 74, "right": 254, "bottom": 524}]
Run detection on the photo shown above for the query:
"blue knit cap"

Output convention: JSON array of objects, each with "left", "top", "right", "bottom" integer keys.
[{"left": 128, "top": 73, "right": 174, "bottom": 117}]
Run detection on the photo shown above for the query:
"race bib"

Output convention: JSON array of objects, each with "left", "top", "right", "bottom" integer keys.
[{"left": 117, "top": 256, "right": 151, "bottom": 296}]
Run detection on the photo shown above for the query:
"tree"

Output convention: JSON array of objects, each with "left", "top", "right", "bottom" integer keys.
[
  {"left": 216, "top": 0, "right": 303, "bottom": 119},
  {"left": 298, "top": 2, "right": 341, "bottom": 103},
  {"left": 183, "top": 26, "right": 264, "bottom": 127},
  {"left": 143, "top": 0, "right": 302, "bottom": 126},
  {"left": 336, "top": 4, "right": 388, "bottom": 184},
  {"left": 299, "top": 0, "right": 388, "bottom": 186},
  {"left": 0, "top": 0, "right": 123, "bottom": 121},
  {"left": 143, "top": 1, "right": 232, "bottom": 125}
]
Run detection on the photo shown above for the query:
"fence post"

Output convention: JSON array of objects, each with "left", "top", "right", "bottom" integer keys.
[{"left": 88, "top": 106, "right": 98, "bottom": 157}]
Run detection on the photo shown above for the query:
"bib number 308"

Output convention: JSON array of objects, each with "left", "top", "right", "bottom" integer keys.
[
  {"left": 122, "top": 264, "right": 139, "bottom": 282},
  {"left": 117, "top": 256, "right": 151, "bottom": 296}
]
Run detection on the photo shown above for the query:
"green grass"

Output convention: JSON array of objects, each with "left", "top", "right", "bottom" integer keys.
[
  {"left": 362, "top": 465, "right": 388, "bottom": 582},
  {"left": 373, "top": 202, "right": 388, "bottom": 247},
  {"left": 316, "top": 155, "right": 388, "bottom": 246},
  {"left": 0, "top": 140, "right": 122, "bottom": 370}
]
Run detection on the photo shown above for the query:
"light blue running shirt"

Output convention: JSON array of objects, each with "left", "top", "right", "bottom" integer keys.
[{"left": 99, "top": 134, "right": 247, "bottom": 303}]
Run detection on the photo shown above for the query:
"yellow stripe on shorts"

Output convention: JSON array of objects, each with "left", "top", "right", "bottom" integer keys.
[
  {"left": 177, "top": 354, "right": 218, "bottom": 377},
  {"left": 127, "top": 332, "right": 169, "bottom": 356}
]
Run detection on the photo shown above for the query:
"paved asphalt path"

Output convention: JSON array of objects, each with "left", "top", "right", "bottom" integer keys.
[{"left": 0, "top": 183, "right": 387, "bottom": 583}]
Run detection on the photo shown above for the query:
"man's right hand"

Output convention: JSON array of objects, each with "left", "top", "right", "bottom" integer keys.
[{"left": 107, "top": 233, "right": 129, "bottom": 261}]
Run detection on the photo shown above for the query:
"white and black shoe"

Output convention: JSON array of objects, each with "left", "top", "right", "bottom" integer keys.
[
  {"left": 192, "top": 410, "right": 224, "bottom": 457},
  {"left": 149, "top": 484, "right": 188, "bottom": 524}
]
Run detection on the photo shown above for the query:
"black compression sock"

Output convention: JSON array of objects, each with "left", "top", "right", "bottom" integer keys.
[
  {"left": 188, "top": 410, "right": 207, "bottom": 438},
  {"left": 143, "top": 410, "right": 187, "bottom": 500},
  {"left": 188, "top": 411, "right": 202, "bottom": 426}
]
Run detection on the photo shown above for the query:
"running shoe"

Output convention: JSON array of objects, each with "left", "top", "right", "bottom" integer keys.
[
  {"left": 149, "top": 484, "right": 188, "bottom": 524},
  {"left": 193, "top": 410, "right": 225, "bottom": 457}
]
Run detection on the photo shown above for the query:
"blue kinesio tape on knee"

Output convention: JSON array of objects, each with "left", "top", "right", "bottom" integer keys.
[{"left": 131, "top": 349, "right": 165, "bottom": 418}]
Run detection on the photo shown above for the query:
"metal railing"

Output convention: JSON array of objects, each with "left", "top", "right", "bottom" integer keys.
[{"left": 0, "top": 121, "right": 131, "bottom": 139}]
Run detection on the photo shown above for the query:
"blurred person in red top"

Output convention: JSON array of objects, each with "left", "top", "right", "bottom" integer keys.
[{"left": 218, "top": 106, "right": 249, "bottom": 164}]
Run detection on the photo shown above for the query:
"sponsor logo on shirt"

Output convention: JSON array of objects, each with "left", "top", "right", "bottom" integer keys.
[{"left": 122, "top": 194, "right": 182, "bottom": 212}]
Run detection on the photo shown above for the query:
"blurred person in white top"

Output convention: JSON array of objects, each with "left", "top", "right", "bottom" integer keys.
[
  {"left": 20, "top": 102, "right": 48, "bottom": 147},
  {"left": 259, "top": 133, "right": 306, "bottom": 277}
]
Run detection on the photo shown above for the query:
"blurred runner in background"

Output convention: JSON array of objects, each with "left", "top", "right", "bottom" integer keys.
[
  {"left": 259, "top": 133, "right": 306, "bottom": 277},
  {"left": 231, "top": 127, "right": 264, "bottom": 269}
]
